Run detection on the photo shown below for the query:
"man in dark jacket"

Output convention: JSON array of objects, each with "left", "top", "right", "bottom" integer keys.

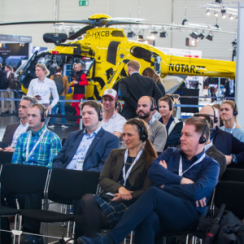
[{"left": 119, "top": 60, "right": 162, "bottom": 119}]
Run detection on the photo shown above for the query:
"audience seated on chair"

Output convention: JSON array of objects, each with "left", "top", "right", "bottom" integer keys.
[
  {"left": 101, "top": 89, "right": 126, "bottom": 140},
  {"left": 76, "top": 118, "right": 156, "bottom": 238},
  {"left": 79, "top": 117, "right": 220, "bottom": 244},
  {"left": 199, "top": 105, "right": 244, "bottom": 168},
  {"left": 0, "top": 96, "right": 38, "bottom": 152},
  {"left": 220, "top": 100, "right": 244, "bottom": 143},
  {"left": 137, "top": 96, "right": 166, "bottom": 154},
  {"left": 53, "top": 100, "right": 120, "bottom": 171},
  {"left": 158, "top": 95, "right": 183, "bottom": 149},
  {"left": 7, "top": 103, "right": 61, "bottom": 244},
  {"left": 194, "top": 113, "right": 226, "bottom": 179}
]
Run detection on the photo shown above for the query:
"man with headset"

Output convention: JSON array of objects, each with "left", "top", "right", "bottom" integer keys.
[
  {"left": 199, "top": 105, "right": 244, "bottom": 167},
  {"left": 53, "top": 100, "right": 120, "bottom": 172},
  {"left": 79, "top": 117, "right": 219, "bottom": 244},
  {"left": 137, "top": 96, "right": 167, "bottom": 154},
  {"left": 11, "top": 104, "right": 61, "bottom": 244}
]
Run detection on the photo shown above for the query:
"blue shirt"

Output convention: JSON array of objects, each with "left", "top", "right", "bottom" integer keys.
[
  {"left": 148, "top": 147, "right": 219, "bottom": 215},
  {"left": 12, "top": 126, "right": 61, "bottom": 168},
  {"left": 159, "top": 115, "right": 174, "bottom": 134},
  {"left": 66, "top": 126, "right": 102, "bottom": 170}
]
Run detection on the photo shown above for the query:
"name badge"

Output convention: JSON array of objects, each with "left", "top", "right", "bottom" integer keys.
[{"left": 76, "top": 158, "right": 84, "bottom": 171}]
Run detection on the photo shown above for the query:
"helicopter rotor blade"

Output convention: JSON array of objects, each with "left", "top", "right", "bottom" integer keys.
[
  {"left": 105, "top": 20, "right": 142, "bottom": 27},
  {"left": 0, "top": 20, "right": 95, "bottom": 26},
  {"left": 68, "top": 25, "right": 94, "bottom": 40}
]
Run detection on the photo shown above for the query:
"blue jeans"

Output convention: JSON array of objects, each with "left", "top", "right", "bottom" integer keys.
[{"left": 51, "top": 95, "right": 66, "bottom": 125}]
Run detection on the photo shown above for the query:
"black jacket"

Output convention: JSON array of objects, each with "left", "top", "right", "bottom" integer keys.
[
  {"left": 156, "top": 80, "right": 166, "bottom": 96},
  {"left": 119, "top": 73, "right": 162, "bottom": 119},
  {"left": 212, "top": 127, "right": 244, "bottom": 168}
]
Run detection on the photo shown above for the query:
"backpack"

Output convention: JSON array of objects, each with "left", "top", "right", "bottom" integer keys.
[{"left": 53, "top": 75, "right": 64, "bottom": 95}]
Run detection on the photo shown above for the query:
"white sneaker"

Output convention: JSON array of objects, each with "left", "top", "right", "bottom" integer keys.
[
  {"left": 49, "top": 125, "right": 55, "bottom": 128},
  {"left": 61, "top": 124, "right": 68, "bottom": 128}
]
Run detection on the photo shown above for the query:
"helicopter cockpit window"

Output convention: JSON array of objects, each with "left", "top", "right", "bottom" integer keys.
[
  {"left": 111, "top": 31, "right": 125, "bottom": 37},
  {"left": 130, "top": 47, "right": 151, "bottom": 61},
  {"left": 73, "top": 58, "right": 94, "bottom": 76}
]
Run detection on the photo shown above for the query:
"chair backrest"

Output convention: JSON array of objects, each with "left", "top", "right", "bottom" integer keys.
[
  {"left": 47, "top": 168, "right": 100, "bottom": 203},
  {"left": 0, "top": 152, "right": 14, "bottom": 165},
  {"left": 214, "top": 181, "right": 244, "bottom": 218},
  {"left": 1, "top": 164, "right": 49, "bottom": 194},
  {"left": 221, "top": 168, "right": 244, "bottom": 182}
]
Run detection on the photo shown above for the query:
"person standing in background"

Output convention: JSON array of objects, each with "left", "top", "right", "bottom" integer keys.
[
  {"left": 70, "top": 63, "right": 88, "bottom": 124},
  {"left": 49, "top": 66, "right": 69, "bottom": 128},
  {"left": 142, "top": 67, "right": 166, "bottom": 96},
  {"left": 27, "top": 63, "right": 59, "bottom": 113}
]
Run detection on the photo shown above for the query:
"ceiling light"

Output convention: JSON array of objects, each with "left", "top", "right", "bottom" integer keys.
[
  {"left": 198, "top": 32, "right": 205, "bottom": 40},
  {"left": 215, "top": 0, "right": 222, "bottom": 3},
  {"left": 214, "top": 11, "right": 218, "bottom": 17},
  {"left": 137, "top": 35, "right": 144, "bottom": 40},
  {"left": 189, "top": 31, "right": 198, "bottom": 39},
  {"left": 206, "top": 9, "right": 211, "bottom": 15},
  {"left": 229, "top": 14, "right": 234, "bottom": 20},
  {"left": 182, "top": 18, "right": 188, "bottom": 25},
  {"left": 206, "top": 32, "right": 213, "bottom": 41},
  {"left": 214, "top": 24, "right": 219, "bottom": 29},
  {"left": 151, "top": 30, "right": 158, "bottom": 35},
  {"left": 0, "top": 43, "right": 2, "bottom": 48},
  {"left": 160, "top": 31, "right": 168, "bottom": 38},
  {"left": 147, "top": 34, "right": 155, "bottom": 40},
  {"left": 221, "top": 9, "right": 226, "bottom": 18},
  {"left": 127, "top": 31, "right": 136, "bottom": 38}
]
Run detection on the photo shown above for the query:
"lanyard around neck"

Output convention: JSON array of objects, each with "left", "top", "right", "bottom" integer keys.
[
  {"left": 224, "top": 122, "right": 236, "bottom": 134},
  {"left": 123, "top": 149, "right": 143, "bottom": 186},
  {"left": 178, "top": 153, "right": 206, "bottom": 176},
  {"left": 26, "top": 129, "right": 47, "bottom": 161}
]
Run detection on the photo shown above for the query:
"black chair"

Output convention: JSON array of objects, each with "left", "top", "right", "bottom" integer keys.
[
  {"left": 221, "top": 168, "right": 244, "bottom": 182},
  {"left": 214, "top": 181, "right": 244, "bottom": 219},
  {"left": 0, "top": 164, "right": 49, "bottom": 244},
  {"left": 61, "top": 138, "right": 66, "bottom": 146},
  {"left": 20, "top": 168, "right": 100, "bottom": 240}
]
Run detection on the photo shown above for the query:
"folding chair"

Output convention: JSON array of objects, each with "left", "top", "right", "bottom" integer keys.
[
  {"left": 0, "top": 151, "right": 14, "bottom": 165},
  {"left": 221, "top": 168, "right": 244, "bottom": 183},
  {"left": 20, "top": 168, "right": 100, "bottom": 242},
  {"left": 0, "top": 164, "right": 49, "bottom": 244}
]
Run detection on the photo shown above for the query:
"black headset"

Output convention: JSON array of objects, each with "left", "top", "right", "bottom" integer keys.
[
  {"left": 150, "top": 97, "right": 157, "bottom": 111},
  {"left": 209, "top": 105, "right": 218, "bottom": 123},
  {"left": 199, "top": 125, "right": 207, "bottom": 144},
  {"left": 233, "top": 102, "right": 238, "bottom": 116},
  {"left": 40, "top": 105, "right": 46, "bottom": 122},
  {"left": 164, "top": 95, "right": 174, "bottom": 111},
  {"left": 134, "top": 119, "right": 148, "bottom": 142}
]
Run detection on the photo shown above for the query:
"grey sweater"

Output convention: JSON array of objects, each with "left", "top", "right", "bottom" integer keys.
[{"left": 148, "top": 120, "right": 167, "bottom": 153}]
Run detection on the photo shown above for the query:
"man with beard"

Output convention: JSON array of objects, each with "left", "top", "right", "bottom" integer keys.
[
  {"left": 137, "top": 96, "right": 167, "bottom": 154},
  {"left": 70, "top": 63, "right": 88, "bottom": 123}
]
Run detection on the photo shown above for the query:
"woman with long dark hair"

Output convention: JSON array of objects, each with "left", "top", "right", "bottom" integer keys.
[
  {"left": 142, "top": 67, "right": 165, "bottom": 96},
  {"left": 79, "top": 118, "right": 157, "bottom": 237}
]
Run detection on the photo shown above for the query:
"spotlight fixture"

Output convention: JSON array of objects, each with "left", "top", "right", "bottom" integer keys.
[
  {"left": 221, "top": 9, "right": 226, "bottom": 18},
  {"left": 2, "top": 44, "right": 6, "bottom": 49},
  {"left": 215, "top": 0, "right": 222, "bottom": 3},
  {"left": 231, "top": 39, "right": 237, "bottom": 46},
  {"left": 214, "top": 11, "right": 218, "bottom": 17},
  {"left": 198, "top": 32, "right": 205, "bottom": 40},
  {"left": 229, "top": 14, "right": 234, "bottom": 20},
  {"left": 206, "top": 32, "right": 213, "bottom": 41},
  {"left": 127, "top": 31, "right": 136, "bottom": 38},
  {"left": 160, "top": 31, "right": 168, "bottom": 38},
  {"left": 182, "top": 18, "right": 188, "bottom": 25},
  {"left": 147, "top": 34, "right": 155, "bottom": 40},
  {"left": 206, "top": 9, "right": 211, "bottom": 15},
  {"left": 19, "top": 43, "right": 25, "bottom": 47},
  {"left": 151, "top": 30, "right": 158, "bottom": 35},
  {"left": 214, "top": 24, "right": 219, "bottom": 29},
  {"left": 189, "top": 31, "right": 198, "bottom": 40},
  {"left": 137, "top": 35, "right": 144, "bottom": 41}
]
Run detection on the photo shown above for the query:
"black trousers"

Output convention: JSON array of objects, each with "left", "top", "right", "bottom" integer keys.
[{"left": 107, "top": 187, "right": 200, "bottom": 244}]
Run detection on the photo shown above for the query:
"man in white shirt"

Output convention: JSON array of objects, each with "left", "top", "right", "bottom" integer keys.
[
  {"left": 0, "top": 96, "right": 38, "bottom": 152},
  {"left": 137, "top": 96, "right": 167, "bottom": 154},
  {"left": 101, "top": 89, "right": 127, "bottom": 139}
]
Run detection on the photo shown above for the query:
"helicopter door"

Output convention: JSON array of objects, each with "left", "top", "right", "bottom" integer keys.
[{"left": 154, "top": 56, "right": 161, "bottom": 75}]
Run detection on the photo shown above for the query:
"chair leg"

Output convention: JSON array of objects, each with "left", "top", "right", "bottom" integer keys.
[
  {"left": 18, "top": 215, "right": 22, "bottom": 244},
  {"left": 66, "top": 221, "right": 70, "bottom": 238},
  {"left": 12, "top": 214, "right": 18, "bottom": 244},
  {"left": 162, "top": 236, "right": 166, "bottom": 244},
  {"left": 130, "top": 231, "right": 133, "bottom": 244},
  {"left": 186, "top": 234, "right": 189, "bottom": 244}
]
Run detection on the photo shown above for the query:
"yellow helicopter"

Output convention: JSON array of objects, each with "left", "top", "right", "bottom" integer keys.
[{"left": 0, "top": 13, "right": 236, "bottom": 100}]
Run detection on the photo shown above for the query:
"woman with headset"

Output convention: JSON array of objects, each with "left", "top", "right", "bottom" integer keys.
[
  {"left": 220, "top": 100, "right": 244, "bottom": 142},
  {"left": 79, "top": 118, "right": 157, "bottom": 237},
  {"left": 158, "top": 95, "right": 183, "bottom": 149}
]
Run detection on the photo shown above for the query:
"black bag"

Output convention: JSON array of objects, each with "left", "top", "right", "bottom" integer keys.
[
  {"left": 53, "top": 75, "right": 64, "bottom": 95},
  {"left": 196, "top": 205, "right": 244, "bottom": 244},
  {"left": 9, "top": 78, "right": 21, "bottom": 91}
]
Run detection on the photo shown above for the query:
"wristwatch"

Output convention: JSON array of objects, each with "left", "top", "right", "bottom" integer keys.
[{"left": 231, "top": 154, "right": 237, "bottom": 164}]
